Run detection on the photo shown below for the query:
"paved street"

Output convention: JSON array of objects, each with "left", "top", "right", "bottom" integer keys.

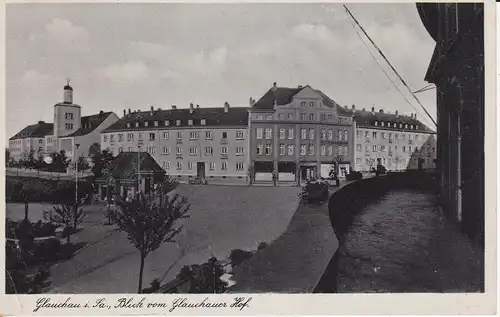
[
  {"left": 336, "top": 189, "right": 484, "bottom": 292},
  {"left": 6, "top": 184, "right": 300, "bottom": 293}
]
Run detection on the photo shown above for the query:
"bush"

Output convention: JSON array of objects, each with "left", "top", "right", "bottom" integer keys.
[
  {"left": 229, "top": 249, "right": 254, "bottom": 268},
  {"left": 346, "top": 171, "right": 363, "bottom": 181},
  {"left": 33, "top": 238, "right": 62, "bottom": 261}
]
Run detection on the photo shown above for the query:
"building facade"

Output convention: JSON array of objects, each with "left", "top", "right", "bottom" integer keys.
[
  {"left": 8, "top": 84, "right": 119, "bottom": 165},
  {"left": 353, "top": 107, "right": 437, "bottom": 172},
  {"left": 417, "top": 3, "right": 484, "bottom": 245},
  {"left": 248, "top": 83, "right": 355, "bottom": 184},
  {"left": 101, "top": 103, "right": 249, "bottom": 183}
]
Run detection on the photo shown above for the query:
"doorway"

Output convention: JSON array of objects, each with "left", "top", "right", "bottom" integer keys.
[{"left": 197, "top": 162, "right": 206, "bottom": 179}]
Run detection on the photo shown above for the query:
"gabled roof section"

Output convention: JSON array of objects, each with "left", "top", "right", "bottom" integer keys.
[
  {"left": 251, "top": 85, "right": 352, "bottom": 116},
  {"left": 66, "top": 111, "right": 114, "bottom": 137},
  {"left": 354, "top": 109, "right": 435, "bottom": 133},
  {"left": 252, "top": 87, "right": 304, "bottom": 110},
  {"left": 103, "top": 152, "right": 165, "bottom": 180},
  {"left": 102, "top": 107, "right": 249, "bottom": 133},
  {"left": 9, "top": 121, "right": 54, "bottom": 140}
]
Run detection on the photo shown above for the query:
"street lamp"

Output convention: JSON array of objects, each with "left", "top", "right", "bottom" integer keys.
[{"left": 75, "top": 144, "right": 80, "bottom": 216}]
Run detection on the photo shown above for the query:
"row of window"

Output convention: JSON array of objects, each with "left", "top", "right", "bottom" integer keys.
[
  {"left": 256, "top": 144, "right": 349, "bottom": 156},
  {"left": 65, "top": 123, "right": 74, "bottom": 130},
  {"left": 355, "top": 157, "right": 433, "bottom": 166},
  {"left": 356, "top": 144, "right": 436, "bottom": 153},
  {"left": 126, "top": 118, "right": 207, "bottom": 129},
  {"left": 104, "top": 130, "right": 245, "bottom": 142},
  {"left": 256, "top": 111, "right": 336, "bottom": 122},
  {"left": 64, "top": 112, "right": 74, "bottom": 120},
  {"left": 118, "top": 146, "right": 244, "bottom": 156},
  {"left": 372, "top": 121, "right": 419, "bottom": 130},
  {"left": 256, "top": 128, "right": 349, "bottom": 141},
  {"left": 357, "top": 130, "right": 428, "bottom": 141},
  {"left": 161, "top": 161, "right": 245, "bottom": 172}
]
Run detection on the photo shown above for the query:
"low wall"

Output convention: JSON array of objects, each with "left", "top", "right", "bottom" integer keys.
[{"left": 314, "top": 171, "right": 439, "bottom": 293}]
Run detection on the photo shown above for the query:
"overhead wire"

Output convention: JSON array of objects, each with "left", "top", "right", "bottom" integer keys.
[
  {"left": 343, "top": 5, "right": 437, "bottom": 128},
  {"left": 345, "top": 10, "right": 432, "bottom": 127}
]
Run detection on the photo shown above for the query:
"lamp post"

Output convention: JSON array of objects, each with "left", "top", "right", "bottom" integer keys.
[
  {"left": 74, "top": 144, "right": 80, "bottom": 231},
  {"left": 137, "top": 145, "right": 141, "bottom": 197}
]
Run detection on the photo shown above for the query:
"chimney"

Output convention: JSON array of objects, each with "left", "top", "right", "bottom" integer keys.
[
  {"left": 99, "top": 110, "right": 104, "bottom": 116},
  {"left": 172, "top": 105, "right": 177, "bottom": 110},
  {"left": 272, "top": 82, "right": 277, "bottom": 92},
  {"left": 224, "top": 102, "right": 229, "bottom": 113},
  {"left": 196, "top": 104, "right": 200, "bottom": 109},
  {"left": 189, "top": 103, "right": 194, "bottom": 114},
  {"left": 379, "top": 109, "right": 384, "bottom": 113},
  {"left": 414, "top": 113, "right": 417, "bottom": 120},
  {"left": 123, "top": 109, "right": 126, "bottom": 117},
  {"left": 371, "top": 107, "right": 375, "bottom": 114},
  {"left": 150, "top": 106, "right": 154, "bottom": 115},
  {"left": 298, "top": 85, "right": 303, "bottom": 89},
  {"left": 128, "top": 108, "right": 131, "bottom": 115},
  {"left": 38, "top": 121, "right": 45, "bottom": 124},
  {"left": 395, "top": 110, "right": 399, "bottom": 118},
  {"left": 351, "top": 104, "right": 356, "bottom": 112},
  {"left": 362, "top": 108, "right": 366, "bottom": 111},
  {"left": 249, "top": 97, "right": 256, "bottom": 107}
]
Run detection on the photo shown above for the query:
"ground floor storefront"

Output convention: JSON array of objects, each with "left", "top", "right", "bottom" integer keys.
[{"left": 252, "top": 160, "right": 352, "bottom": 185}]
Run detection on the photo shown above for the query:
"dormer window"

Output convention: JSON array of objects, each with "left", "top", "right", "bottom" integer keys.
[
  {"left": 145, "top": 121, "right": 149, "bottom": 127},
  {"left": 416, "top": 125, "right": 419, "bottom": 130},
  {"left": 165, "top": 120, "right": 169, "bottom": 126},
  {"left": 201, "top": 119, "right": 206, "bottom": 125},
  {"left": 154, "top": 121, "right": 159, "bottom": 127},
  {"left": 410, "top": 124, "right": 414, "bottom": 129},
  {"left": 176, "top": 120, "right": 181, "bottom": 126},
  {"left": 135, "top": 122, "right": 139, "bottom": 128},
  {"left": 127, "top": 123, "right": 131, "bottom": 128},
  {"left": 309, "top": 102, "right": 314, "bottom": 107},
  {"left": 405, "top": 124, "right": 408, "bottom": 129},
  {"left": 374, "top": 121, "right": 378, "bottom": 126},
  {"left": 399, "top": 123, "right": 403, "bottom": 128},
  {"left": 188, "top": 119, "right": 193, "bottom": 126}
]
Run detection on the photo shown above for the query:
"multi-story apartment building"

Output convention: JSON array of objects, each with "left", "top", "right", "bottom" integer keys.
[
  {"left": 8, "top": 121, "right": 54, "bottom": 161},
  {"left": 100, "top": 103, "right": 249, "bottom": 183},
  {"left": 417, "top": 3, "right": 484, "bottom": 245},
  {"left": 353, "top": 107, "right": 437, "bottom": 172},
  {"left": 8, "top": 83, "right": 119, "bottom": 164},
  {"left": 248, "top": 83, "right": 355, "bottom": 184}
]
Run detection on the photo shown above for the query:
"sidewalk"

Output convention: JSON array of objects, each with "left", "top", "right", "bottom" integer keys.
[
  {"left": 335, "top": 189, "right": 484, "bottom": 292},
  {"left": 228, "top": 181, "right": 350, "bottom": 293}
]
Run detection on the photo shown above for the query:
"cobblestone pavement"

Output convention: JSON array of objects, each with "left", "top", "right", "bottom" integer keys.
[{"left": 337, "top": 190, "right": 484, "bottom": 293}]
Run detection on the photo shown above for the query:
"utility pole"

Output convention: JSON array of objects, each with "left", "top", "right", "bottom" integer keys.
[{"left": 138, "top": 145, "right": 141, "bottom": 197}]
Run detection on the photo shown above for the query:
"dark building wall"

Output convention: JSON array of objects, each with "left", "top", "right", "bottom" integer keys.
[{"left": 417, "top": 3, "right": 484, "bottom": 246}]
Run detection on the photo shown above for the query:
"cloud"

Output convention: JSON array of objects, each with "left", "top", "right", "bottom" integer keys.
[
  {"left": 95, "top": 61, "right": 149, "bottom": 84},
  {"left": 292, "top": 23, "right": 336, "bottom": 42},
  {"left": 21, "top": 69, "right": 53, "bottom": 86},
  {"left": 128, "top": 41, "right": 171, "bottom": 59},
  {"left": 30, "top": 18, "right": 89, "bottom": 43}
]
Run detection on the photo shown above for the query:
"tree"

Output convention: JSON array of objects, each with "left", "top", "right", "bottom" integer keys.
[
  {"left": 77, "top": 157, "right": 91, "bottom": 174},
  {"left": 111, "top": 192, "right": 190, "bottom": 293},
  {"left": 89, "top": 144, "right": 114, "bottom": 178},
  {"left": 365, "top": 158, "right": 376, "bottom": 171},
  {"left": 44, "top": 203, "right": 85, "bottom": 244},
  {"left": 246, "top": 163, "right": 254, "bottom": 186}
]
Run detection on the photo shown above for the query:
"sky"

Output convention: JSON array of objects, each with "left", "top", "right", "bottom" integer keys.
[{"left": 6, "top": 3, "right": 437, "bottom": 140}]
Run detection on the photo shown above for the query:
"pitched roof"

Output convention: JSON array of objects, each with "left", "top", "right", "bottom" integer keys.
[
  {"left": 66, "top": 111, "right": 113, "bottom": 137},
  {"left": 354, "top": 109, "right": 435, "bottom": 133},
  {"left": 9, "top": 121, "right": 54, "bottom": 140},
  {"left": 104, "top": 152, "right": 165, "bottom": 180},
  {"left": 251, "top": 85, "right": 352, "bottom": 116},
  {"left": 102, "top": 106, "right": 249, "bottom": 132}
]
